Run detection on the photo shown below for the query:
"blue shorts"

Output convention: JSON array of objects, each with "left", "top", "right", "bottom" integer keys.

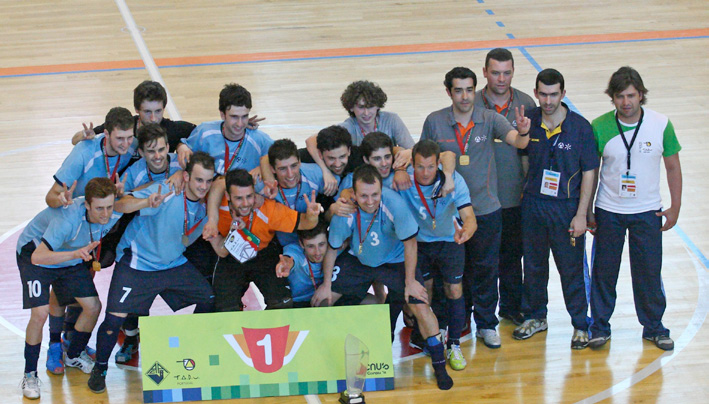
[
  {"left": 417, "top": 241, "right": 465, "bottom": 284},
  {"left": 106, "top": 258, "right": 214, "bottom": 315},
  {"left": 17, "top": 243, "right": 97, "bottom": 309},
  {"left": 331, "top": 253, "right": 425, "bottom": 304}
]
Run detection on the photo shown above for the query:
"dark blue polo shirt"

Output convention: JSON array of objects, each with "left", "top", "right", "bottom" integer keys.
[{"left": 521, "top": 104, "right": 599, "bottom": 199}]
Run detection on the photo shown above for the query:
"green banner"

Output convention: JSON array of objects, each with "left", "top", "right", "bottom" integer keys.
[{"left": 140, "top": 305, "right": 394, "bottom": 403}]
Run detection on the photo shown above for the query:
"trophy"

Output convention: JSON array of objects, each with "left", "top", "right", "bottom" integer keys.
[{"left": 339, "top": 334, "right": 369, "bottom": 404}]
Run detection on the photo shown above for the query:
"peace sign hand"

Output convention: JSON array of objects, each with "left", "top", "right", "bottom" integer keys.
[
  {"left": 74, "top": 240, "right": 101, "bottom": 261},
  {"left": 59, "top": 181, "right": 77, "bottom": 207},
  {"left": 303, "top": 190, "right": 324, "bottom": 217},
  {"left": 148, "top": 185, "right": 173, "bottom": 208},
  {"left": 275, "top": 254, "right": 294, "bottom": 278},
  {"left": 81, "top": 122, "right": 96, "bottom": 141},
  {"left": 515, "top": 105, "right": 531, "bottom": 135},
  {"left": 115, "top": 174, "right": 127, "bottom": 198}
]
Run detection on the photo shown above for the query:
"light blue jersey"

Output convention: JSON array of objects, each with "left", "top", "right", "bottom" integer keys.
[
  {"left": 54, "top": 134, "right": 136, "bottom": 197},
  {"left": 116, "top": 181, "right": 207, "bottom": 271},
  {"left": 283, "top": 243, "right": 323, "bottom": 303},
  {"left": 256, "top": 163, "right": 325, "bottom": 246},
  {"left": 16, "top": 198, "right": 123, "bottom": 268},
  {"left": 123, "top": 153, "right": 182, "bottom": 192},
  {"left": 334, "top": 171, "right": 395, "bottom": 201},
  {"left": 181, "top": 121, "right": 273, "bottom": 175},
  {"left": 398, "top": 168, "right": 471, "bottom": 242},
  {"left": 328, "top": 188, "right": 418, "bottom": 267}
]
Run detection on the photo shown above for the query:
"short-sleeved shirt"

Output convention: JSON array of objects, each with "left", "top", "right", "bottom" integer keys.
[
  {"left": 521, "top": 104, "right": 599, "bottom": 199},
  {"left": 54, "top": 133, "right": 136, "bottom": 198},
  {"left": 255, "top": 163, "right": 325, "bottom": 245},
  {"left": 116, "top": 181, "right": 207, "bottom": 271},
  {"left": 282, "top": 243, "right": 323, "bottom": 303},
  {"left": 94, "top": 116, "right": 196, "bottom": 152},
  {"left": 217, "top": 198, "right": 300, "bottom": 251},
  {"left": 421, "top": 106, "right": 515, "bottom": 216},
  {"left": 328, "top": 188, "right": 418, "bottom": 267},
  {"left": 339, "top": 111, "right": 415, "bottom": 148},
  {"left": 122, "top": 153, "right": 182, "bottom": 192},
  {"left": 592, "top": 108, "right": 681, "bottom": 214},
  {"left": 181, "top": 121, "right": 273, "bottom": 175},
  {"left": 398, "top": 168, "right": 472, "bottom": 242},
  {"left": 474, "top": 87, "right": 537, "bottom": 208},
  {"left": 17, "top": 198, "right": 123, "bottom": 268}
]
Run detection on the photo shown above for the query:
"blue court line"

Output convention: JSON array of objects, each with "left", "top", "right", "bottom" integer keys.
[
  {"left": 674, "top": 226, "right": 709, "bottom": 269},
  {"left": 507, "top": 33, "right": 515, "bottom": 39},
  {"left": 486, "top": 9, "right": 494, "bottom": 15},
  {"left": 496, "top": 21, "right": 505, "bottom": 27},
  {"left": 2, "top": 35, "right": 707, "bottom": 79}
]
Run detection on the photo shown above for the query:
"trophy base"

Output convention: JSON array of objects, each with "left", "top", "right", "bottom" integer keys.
[{"left": 339, "top": 390, "right": 365, "bottom": 404}]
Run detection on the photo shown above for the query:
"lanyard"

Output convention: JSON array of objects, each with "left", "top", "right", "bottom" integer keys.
[
  {"left": 102, "top": 137, "right": 121, "bottom": 182},
  {"left": 88, "top": 221, "right": 104, "bottom": 262},
  {"left": 414, "top": 179, "right": 438, "bottom": 229},
  {"left": 357, "top": 116, "right": 378, "bottom": 137},
  {"left": 306, "top": 260, "right": 317, "bottom": 292},
  {"left": 614, "top": 109, "right": 644, "bottom": 174},
  {"left": 147, "top": 155, "right": 170, "bottom": 182},
  {"left": 278, "top": 180, "right": 302, "bottom": 210},
  {"left": 453, "top": 123, "right": 474, "bottom": 155},
  {"left": 356, "top": 205, "right": 380, "bottom": 254},
  {"left": 223, "top": 131, "right": 246, "bottom": 172},
  {"left": 242, "top": 210, "right": 255, "bottom": 232},
  {"left": 183, "top": 195, "right": 204, "bottom": 238},
  {"left": 481, "top": 87, "right": 514, "bottom": 118}
]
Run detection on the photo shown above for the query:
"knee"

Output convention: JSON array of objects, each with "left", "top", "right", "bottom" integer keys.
[
  {"left": 444, "top": 283, "right": 463, "bottom": 300},
  {"left": 29, "top": 306, "right": 50, "bottom": 326},
  {"left": 80, "top": 298, "right": 102, "bottom": 318}
]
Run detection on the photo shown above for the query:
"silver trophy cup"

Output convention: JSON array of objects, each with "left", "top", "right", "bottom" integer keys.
[{"left": 339, "top": 334, "right": 369, "bottom": 404}]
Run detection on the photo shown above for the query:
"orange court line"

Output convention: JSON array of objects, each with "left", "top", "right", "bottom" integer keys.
[{"left": 2, "top": 28, "right": 708, "bottom": 77}]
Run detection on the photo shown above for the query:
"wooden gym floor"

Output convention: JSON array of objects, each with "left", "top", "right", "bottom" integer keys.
[{"left": 0, "top": 1, "right": 708, "bottom": 403}]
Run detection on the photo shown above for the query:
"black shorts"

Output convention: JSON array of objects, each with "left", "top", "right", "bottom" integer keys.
[
  {"left": 417, "top": 241, "right": 465, "bottom": 284},
  {"left": 331, "top": 253, "right": 425, "bottom": 304},
  {"left": 211, "top": 241, "right": 291, "bottom": 312},
  {"left": 17, "top": 243, "right": 97, "bottom": 309},
  {"left": 106, "top": 259, "right": 214, "bottom": 315},
  {"left": 184, "top": 236, "right": 219, "bottom": 279}
]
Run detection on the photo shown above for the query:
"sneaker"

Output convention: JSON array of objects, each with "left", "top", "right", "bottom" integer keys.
[
  {"left": 512, "top": 318, "right": 548, "bottom": 340},
  {"left": 62, "top": 333, "right": 97, "bottom": 360},
  {"left": 476, "top": 328, "right": 502, "bottom": 349},
  {"left": 64, "top": 350, "right": 95, "bottom": 374},
  {"left": 88, "top": 367, "right": 106, "bottom": 394},
  {"left": 46, "top": 342, "right": 65, "bottom": 375},
  {"left": 20, "top": 371, "right": 41, "bottom": 399},
  {"left": 115, "top": 342, "right": 139, "bottom": 364},
  {"left": 446, "top": 344, "right": 467, "bottom": 370},
  {"left": 571, "top": 329, "right": 589, "bottom": 350},
  {"left": 499, "top": 312, "right": 525, "bottom": 326},
  {"left": 644, "top": 335, "right": 674, "bottom": 351},
  {"left": 588, "top": 334, "right": 611, "bottom": 349}
]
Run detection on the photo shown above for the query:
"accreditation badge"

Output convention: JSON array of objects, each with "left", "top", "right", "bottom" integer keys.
[
  {"left": 224, "top": 228, "right": 259, "bottom": 263},
  {"left": 540, "top": 169, "right": 560, "bottom": 197},
  {"left": 619, "top": 172, "right": 637, "bottom": 198}
]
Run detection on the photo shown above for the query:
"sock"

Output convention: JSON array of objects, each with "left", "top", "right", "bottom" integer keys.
[
  {"left": 123, "top": 334, "right": 139, "bottom": 348},
  {"left": 49, "top": 314, "right": 64, "bottom": 344},
  {"left": 96, "top": 313, "right": 125, "bottom": 371},
  {"left": 427, "top": 335, "right": 453, "bottom": 390},
  {"left": 24, "top": 342, "right": 41, "bottom": 374},
  {"left": 124, "top": 327, "right": 139, "bottom": 337},
  {"left": 67, "top": 331, "right": 91, "bottom": 359},
  {"left": 446, "top": 296, "right": 465, "bottom": 348},
  {"left": 64, "top": 306, "right": 82, "bottom": 338},
  {"left": 122, "top": 314, "right": 139, "bottom": 331}
]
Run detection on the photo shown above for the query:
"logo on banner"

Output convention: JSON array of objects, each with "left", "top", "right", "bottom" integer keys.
[
  {"left": 145, "top": 361, "right": 170, "bottom": 385},
  {"left": 178, "top": 358, "right": 196, "bottom": 371},
  {"left": 224, "top": 325, "right": 309, "bottom": 373}
]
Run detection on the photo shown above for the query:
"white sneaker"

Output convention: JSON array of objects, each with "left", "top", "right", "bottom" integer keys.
[
  {"left": 446, "top": 344, "right": 467, "bottom": 370},
  {"left": 476, "top": 328, "right": 502, "bottom": 349},
  {"left": 64, "top": 350, "right": 95, "bottom": 374},
  {"left": 20, "top": 371, "right": 41, "bottom": 399}
]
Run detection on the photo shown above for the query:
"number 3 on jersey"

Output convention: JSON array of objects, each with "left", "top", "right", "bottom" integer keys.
[{"left": 369, "top": 231, "right": 379, "bottom": 247}]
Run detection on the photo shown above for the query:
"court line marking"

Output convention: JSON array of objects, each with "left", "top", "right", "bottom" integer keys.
[
  {"left": 113, "top": 0, "right": 181, "bottom": 121},
  {"left": 1, "top": 28, "right": 707, "bottom": 78}
]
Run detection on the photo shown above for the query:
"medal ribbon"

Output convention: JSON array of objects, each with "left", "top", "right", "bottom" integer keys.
[
  {"left": 356, "top": 205, "right": 380, "bottom": 254},
  {"left": 103, "top": 137, "right": 121, "bottom": 182},
  {"left": 357, "top": 115, "right": 378, "bottom": 137},
  {"left": 183, "top": 195, "right": 204, "bottom": 240},
  {"left": 453, "top": 123, "right": 474, "bottom": 155},
  {"left": 88, "top": 220, "right": 103, "bottom": 263},
  {"left": 414, "top": 179, "right": 437, "bottom": 226},
  {"left": 223, "top": 133, "right": 246, "bottom": 172},
  {"left": 306, "top": 260, "right": 317, "bottom": 292},
  {"left": 615, "top": 109, "right": 644, "bottom": 174},
  {"left": 278, "top": 180, "right": 302, "bottom": 210}
]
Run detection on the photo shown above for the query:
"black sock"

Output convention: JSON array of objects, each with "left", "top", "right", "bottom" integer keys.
[
  {"left": 427, "top": 335, "right": 453, "bottom": 390},
  {"left": 24, "top": 342, "right": 41, "bottom": 374},
  {"left": 49, "top": 314, "right": 64, "bottom": 344},
  {"left": 96, "top": 313, "right": 125, "bottom": 371},
  {"left": 67, "top": 331, "right": 91, "bottom": 359}
]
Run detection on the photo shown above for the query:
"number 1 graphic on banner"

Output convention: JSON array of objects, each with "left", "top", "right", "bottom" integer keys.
[{"left": 257, "top": 334, "right": 272, "bottom": 365}]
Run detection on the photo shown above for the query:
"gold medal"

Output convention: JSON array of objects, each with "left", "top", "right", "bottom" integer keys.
[
  {"left": 432, "top": 219, "right": 436, "bottom": 230},
  {"left": 182, "top": 235, "right": 190, "bottom": 246},
  {"left": 92, "top": 260, "right": 101, "bottom": 272},
  {"left": 459, "top": 155, "right": 470, "bottom": 166},
  {"left": 358, "top": 244, "right": 363, "bottom": 254}
]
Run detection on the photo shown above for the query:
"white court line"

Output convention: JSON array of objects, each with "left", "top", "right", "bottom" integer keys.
[{"left": 114, "top": 0, "right": 181, "bottom": 121}]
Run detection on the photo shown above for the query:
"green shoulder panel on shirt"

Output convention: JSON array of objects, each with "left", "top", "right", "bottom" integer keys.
[
  {"left": 662, "top": 119, "right": 681, "bottom": 157},
  {"left": 591, "top": 111, "right": 618, "bottom": 157}
]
